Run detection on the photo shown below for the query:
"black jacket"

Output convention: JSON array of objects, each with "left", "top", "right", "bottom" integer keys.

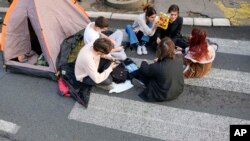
[
  {"left": 155, "top": 16, "right": 183, "bottom": 41},
  {"left": 139, "top": 55, "right": 184, "bottom": 102}
]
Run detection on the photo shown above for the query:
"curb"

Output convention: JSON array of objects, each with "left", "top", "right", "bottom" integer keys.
[
  {"left": 0, "top": 7, "right": 231, "bottom": 27},
  {"left": 87, "top": 11, "right": 231, "bottom": 27}
]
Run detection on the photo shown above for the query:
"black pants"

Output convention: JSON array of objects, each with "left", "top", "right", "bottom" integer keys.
[{"left": 130, "top": 61, "right": 149, "bottom": 85}]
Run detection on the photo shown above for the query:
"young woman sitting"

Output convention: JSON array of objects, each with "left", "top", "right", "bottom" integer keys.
[
  {"left": 132, "top": 37, "right": 184, "bottom": 102},
  {"left": 183, "top": 28, "right": 217, "bottom": 78},
  {"left": 125, "top": 5, "right": 158, "bottom": 55}
]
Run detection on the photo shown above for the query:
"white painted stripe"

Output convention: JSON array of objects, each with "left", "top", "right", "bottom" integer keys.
[
  {"left": 208, "top": 38, "right": 250, "bottom": 56},
  {"left": 194, "top": 18, "right": 212, "bottom": 26},
  {"left": 69, "top": 93, "right": 250, "bottom": 140},
  {"left": 86, "top": 11, "right": 112, "bottom": 19},
  {"left": 131, "top": 57, "right": 250, "bottom": 94},
  {"left": 0, "top": 119, "right": 20, "bottom": 134},
  {"left": 111, "top": 13, "right": 137, "bottom": 21},
  {"left": 186, "top": 68, "right": 250, "bottom": 94},
  {"left": 212, "top": 18, "right": 231, "bottom": 26}
]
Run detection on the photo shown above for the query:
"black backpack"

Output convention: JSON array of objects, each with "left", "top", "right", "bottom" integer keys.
[{"left": 111, "top": 63, "right": 128, "bottom": 84}]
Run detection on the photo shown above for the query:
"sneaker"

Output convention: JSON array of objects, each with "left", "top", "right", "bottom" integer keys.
[
  {"left": 137, "top": 46, "right": 142, "bottom": 55},
  {"left": 141, "top": 45, "right": 148, "bottom": 55},
  {"left": 132, "top": 78, "right": 146, "bottom": 89},
  {"left": 97, "top": 84, "right": 114, "bottom": 91}
]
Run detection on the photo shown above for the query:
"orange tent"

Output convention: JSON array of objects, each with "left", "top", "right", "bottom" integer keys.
[{"left": 0, "top": 0, "right": 90, "bottom": 79}]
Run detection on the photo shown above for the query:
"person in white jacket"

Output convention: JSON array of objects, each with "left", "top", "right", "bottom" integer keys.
[
  {"left": 125, "top": 5, "right": 158, "bottom": 55},
  {"left": 75, "top": 38, "right": 118, "bottom": 86},
  {"left": 84, "top": 16, "right": 127, "bottom": 60}
]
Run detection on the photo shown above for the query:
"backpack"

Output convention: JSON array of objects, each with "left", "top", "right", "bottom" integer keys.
[
  {"left": 111, "top": 63, "right": 128, "bottom": 83},
  {"left": 56, "top": 29, "right": 85, "bottom": 70},
  {"left": 58, "top": 77, "right": 70, "bottom": 97}
]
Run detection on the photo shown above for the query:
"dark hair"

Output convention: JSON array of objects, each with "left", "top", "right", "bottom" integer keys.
[
  {"left": 189, "top": 28, "right": 208, "bottom": 61},
  {"left": 93, "top": 38, "right": 114, "bottom": 54},
  {"left": 168, "top": 4, "right": 179, "bottom": 14},
  {"left": 156, "top": 37, "right": 175, "bottom": 60},
  {"left": 95, "top": 16, "right": 109, "bottom": 28},
  {"left": 143, "top": 5, "right": 157, "bottom": 17}
]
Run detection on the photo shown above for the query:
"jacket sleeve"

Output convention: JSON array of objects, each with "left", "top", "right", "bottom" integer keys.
[
  {"left": 171, "top": 17, "right": 183, "bottom": 39},
  {"left": 155, "top": 27, "right": 163, "bottom": 38},
  {"left": 140, "top": 61, "right": 159, "bottom": 78},
  {"left": 136, "top": 15, "right": 156, "bottom": 36}
]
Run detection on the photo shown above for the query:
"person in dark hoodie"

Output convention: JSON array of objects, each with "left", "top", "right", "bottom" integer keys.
[
  {"left": 152, "top": 4, "right": 188, "bottom": 51},
  {"left": 132, "top": 37, "right": 184, "bottom": 102}
]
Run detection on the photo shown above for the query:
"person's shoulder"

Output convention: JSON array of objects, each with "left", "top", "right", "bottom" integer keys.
[
  {"left": 85, "top": 22, "right": 94, "bottom": 29},
  {"left": 80, "top": 43, "right": 92, "bottom": 53},
  {"left": 136, "top": 13, "right": 145, "bottom": 20},
  {"left": 177, "top": 16, "right": 183, "bottom": 23}
]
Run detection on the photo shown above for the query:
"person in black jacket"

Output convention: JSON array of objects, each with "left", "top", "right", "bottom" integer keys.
[
  {"left": 152, "top": 4, "right": 188, "bottom": 50},
  {"left": 132, "top": 37, "right": 184, "bottom": 102}
]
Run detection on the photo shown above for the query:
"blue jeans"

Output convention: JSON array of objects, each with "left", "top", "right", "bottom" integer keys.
[{"left": 125, "top": 23, "right": 153, "bottom": 45}]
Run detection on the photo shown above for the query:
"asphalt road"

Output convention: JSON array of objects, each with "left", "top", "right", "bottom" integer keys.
[{"left": 0, "top": 14, "right": 250, "bottom": 141}]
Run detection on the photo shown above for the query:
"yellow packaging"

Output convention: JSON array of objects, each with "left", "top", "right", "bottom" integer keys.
[{"left": 157, "top": 12, "right": 170, "bottom": 30}]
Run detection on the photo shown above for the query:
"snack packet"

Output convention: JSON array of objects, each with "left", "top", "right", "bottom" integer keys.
[{"left": 157, "top": 12, "right": 170, "bottom": 30}]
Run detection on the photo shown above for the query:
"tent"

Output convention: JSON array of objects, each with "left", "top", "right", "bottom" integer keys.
[{"left": 0, "top": 0, "right": 90, "bottom": 79}]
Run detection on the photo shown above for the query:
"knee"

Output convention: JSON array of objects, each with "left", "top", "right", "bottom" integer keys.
[
  {"left": 118, "top": 52, "right": 127, "bottom": 61},
  {"left": 115, "top": 29, "right": 123, "bottom": 37},
  {"left": 120, "top": 54, "right": 127, "bottom": 61},
  {"left": 125, "top": 25, "right": 133, "bottom": 31}
]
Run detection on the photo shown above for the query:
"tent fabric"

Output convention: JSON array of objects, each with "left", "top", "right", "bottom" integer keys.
[{"left": 1, "top": 0, "right": 90, "bottom": 78}]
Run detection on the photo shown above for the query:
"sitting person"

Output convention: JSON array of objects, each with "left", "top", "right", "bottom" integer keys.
[
  {"left": 125, "top": 5, "right": 158, "bottom": 55},
  {"left": 183, "top": 28, "right": 217, "bottom": 78},
  {"left": 132, "top": 37, "right": 184, "bottom": 102},
  {"left": 84, "top": 16, "right": 126, "bottom": 60},
  {"left": 75, "top": 38, "right": 118, "bottom": 90},
  {"left": 154, "top": 4, "right": 188, "bottom": 50}
]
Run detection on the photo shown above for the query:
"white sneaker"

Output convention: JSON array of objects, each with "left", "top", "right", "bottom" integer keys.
[
  {"left": 137, "top": 46, "right": 142, "bottom": 55},
  {"left": 141, "top": 45, "right": 148, "bottom": 55}
]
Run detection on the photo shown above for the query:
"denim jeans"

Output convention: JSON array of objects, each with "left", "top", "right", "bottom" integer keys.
[{"left": 125, "top": 22, "right": 153, "bottom": 45}]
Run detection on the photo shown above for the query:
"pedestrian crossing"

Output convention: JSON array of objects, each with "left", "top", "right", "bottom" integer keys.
[
  {"left": 69, "top": 93, "right": 250, "bottom": 141},
  {"left": 208, "top": 37, "right": 250, "bottom": 56},
  {"left": 68, "top": 37, "right": 250, "bottom": 140}
]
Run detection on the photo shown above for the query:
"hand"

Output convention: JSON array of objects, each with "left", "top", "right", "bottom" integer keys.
[
  {"left": 176, "top": 46, "right": 182, "bottom": 51},
  {"left": 133, "top": 28, "right": 140, "bottom": 33},
  {"left": 110, "top": 62, "right": 119, "bottom": 69},
  {"left": 153, "top": 22, "right": 158, "bottom": 28},
  {"left": 110, "top": 57, "right": 118, "bottom": 62},
  {"left": 153, "top": 58, "right": 158, "bottom": 63},
  {"left": 156, "top": 37, "right": 161, "bottom": 44}
]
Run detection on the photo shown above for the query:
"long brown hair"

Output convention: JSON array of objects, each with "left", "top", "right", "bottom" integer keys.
[
  {"left": 189, "top": 28, "right": 208, "bottom": 61},
  {"left": 156, "top": 37, "right": 176, "bottom": 60}
]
